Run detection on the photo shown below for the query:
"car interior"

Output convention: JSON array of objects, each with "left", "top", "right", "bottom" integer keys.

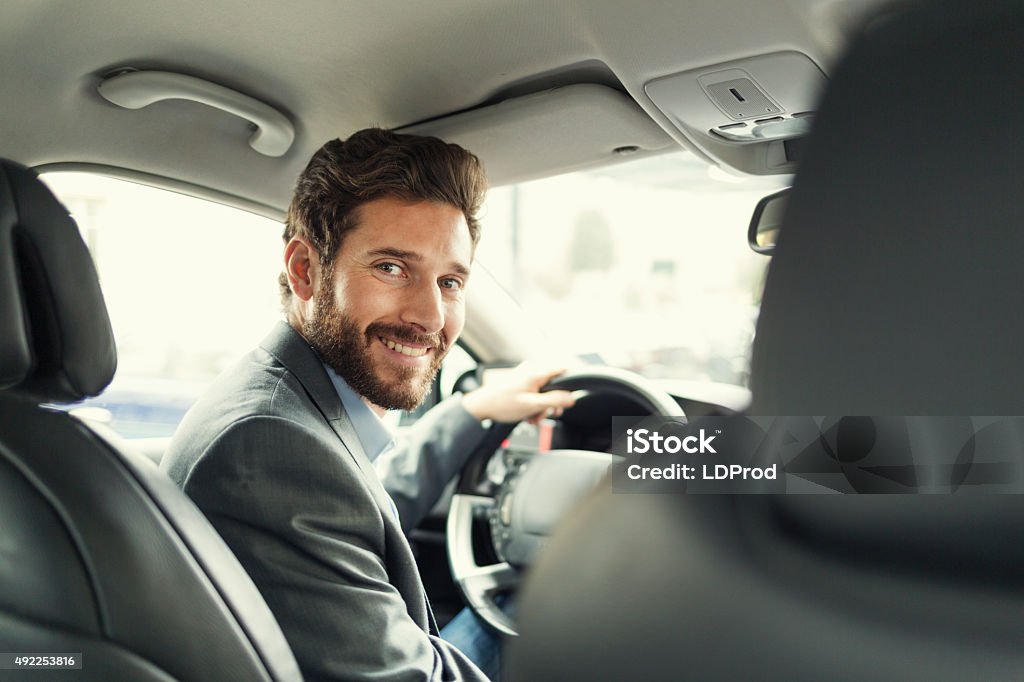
[
  {"left": 1, "top": 0, "right": 1020, "bottom": 680},
  {"left": 507, "top": 1, "right": 1024, "bottom": 680}
]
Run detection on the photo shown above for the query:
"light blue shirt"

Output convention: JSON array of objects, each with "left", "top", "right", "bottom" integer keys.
[
  {"left": 323, "top": 364, "right": 396, "bottom": 463},
  {"left": 323, "top": 364, "right": 401, "bottom": 522}
]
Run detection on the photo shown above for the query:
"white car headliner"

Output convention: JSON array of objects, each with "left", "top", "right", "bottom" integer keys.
[{"left": 0, "top": 0, "right": 883, "bottom": 216}]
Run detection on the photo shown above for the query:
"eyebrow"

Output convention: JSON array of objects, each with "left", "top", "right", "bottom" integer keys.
[{"left": 367, "top": 247, "right": 471, "bottom": 278}]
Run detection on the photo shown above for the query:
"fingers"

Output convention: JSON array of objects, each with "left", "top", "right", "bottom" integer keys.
[
  {"left": 464, "top": 367, "right": 576, "bottom": 423},
  {"left": 521, "top": 390, "right": 574, "bottom": 425},
  {"left": 526, "top": 404, "right": 567, "bottom": 425},
  {"left": 510, "top": 362, "right": 568, "bottom": 390},
  {"left": 531, "top": 366, "right": 568, "bottom": 387},
  {"left": 523, "top": 390, "right": 575, "bottom": 409},
  {"left": 543, "top": 389, "right": 575, "bottom": 408}
]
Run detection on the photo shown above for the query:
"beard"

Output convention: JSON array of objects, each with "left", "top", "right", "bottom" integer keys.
[{"left": 302, "top": 282, "right": 449, "bottom": 411}]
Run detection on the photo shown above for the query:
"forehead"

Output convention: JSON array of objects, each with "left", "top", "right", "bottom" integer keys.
[{"left": 344, "top": 196, "right": 472, "bottom": 260}]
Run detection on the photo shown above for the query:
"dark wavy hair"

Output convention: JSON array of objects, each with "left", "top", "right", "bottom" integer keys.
[{"left": 279, "top": 128, "right": 487, "bottom": 306}]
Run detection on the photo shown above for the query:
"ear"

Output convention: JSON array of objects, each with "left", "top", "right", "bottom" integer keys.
[{"left": 284, "top": 236, "right": 320, "bottom": 302}]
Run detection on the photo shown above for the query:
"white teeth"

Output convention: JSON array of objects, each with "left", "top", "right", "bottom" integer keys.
[{"left": 380, "top": 337, "right": 428, "bottom": 357}]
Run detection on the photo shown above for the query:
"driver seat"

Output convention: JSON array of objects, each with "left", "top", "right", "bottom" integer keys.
[
  {"left": 507, "top": 1, "right": 1024, "bottom": 680},
  {"left": 0, "top": 159, "right": 302, "bottom": 681}
]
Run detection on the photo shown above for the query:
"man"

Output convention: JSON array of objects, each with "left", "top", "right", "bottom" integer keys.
[{"left": 162, "top": 129, "right": 574, "bottom": 681}]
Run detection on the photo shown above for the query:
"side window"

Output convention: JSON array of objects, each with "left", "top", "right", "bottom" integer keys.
[{"left": 42, "top": 172, "right": 283, "bottom": 440}]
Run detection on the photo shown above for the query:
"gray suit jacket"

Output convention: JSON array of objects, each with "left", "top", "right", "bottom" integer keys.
[{"left": 161, "top": 322, "right": 489, "bottom": 681}]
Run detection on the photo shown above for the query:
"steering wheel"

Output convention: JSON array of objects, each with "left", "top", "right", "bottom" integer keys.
[{"left": 445, "top": 366, "right": 684, "bottom": 637}]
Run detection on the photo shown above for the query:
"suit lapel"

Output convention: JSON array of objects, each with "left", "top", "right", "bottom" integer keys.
[
  {"left": 258, "top": 322, "right": 431, "bottom": 628},
  {"left": 258, "top": 322, "right": 395, "bottom": 514}
]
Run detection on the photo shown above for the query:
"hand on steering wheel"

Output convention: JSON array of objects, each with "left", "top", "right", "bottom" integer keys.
[
  {"left": 461, "top": 363, "right": 577, "bottom": 425},
  {"left": 446, "top": 366, "right": 684, "bottom": 637}
]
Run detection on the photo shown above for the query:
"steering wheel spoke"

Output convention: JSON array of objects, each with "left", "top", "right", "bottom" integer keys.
[{"left": 462, "top": 561, "right": 519, "bottom": 594}]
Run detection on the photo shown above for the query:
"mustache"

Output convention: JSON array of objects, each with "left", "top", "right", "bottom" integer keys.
[{"left": 366, "top": 322, "right": 447, "bottom": 352}]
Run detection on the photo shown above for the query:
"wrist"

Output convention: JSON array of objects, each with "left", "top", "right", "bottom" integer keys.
[{"left": 460, "top": 389, "right": 492, "bottom": 422}]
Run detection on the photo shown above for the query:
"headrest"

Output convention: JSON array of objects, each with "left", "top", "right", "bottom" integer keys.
[
  {"left": 751, "top": 0, "right": 1024, "bottom": 415},
  {"left": 0, "top": 159, "right": 116, "bottom": 402}
]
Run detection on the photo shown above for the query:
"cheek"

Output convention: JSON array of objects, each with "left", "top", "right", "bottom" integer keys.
[{"left": 338, "top": 276, "right": 396, "bottom": 321}]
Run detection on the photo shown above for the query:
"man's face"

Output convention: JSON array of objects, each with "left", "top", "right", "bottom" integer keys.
[{"left": 303, "top": 196, "right": 472, "bottom": 411}]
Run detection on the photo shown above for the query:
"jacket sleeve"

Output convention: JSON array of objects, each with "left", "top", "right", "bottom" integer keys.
[
  {"left": 180, "top": 414, "right": 490, "bottom": 682},
  {"left": 375, "top": 395, "right": 488, "bottom": 533}
]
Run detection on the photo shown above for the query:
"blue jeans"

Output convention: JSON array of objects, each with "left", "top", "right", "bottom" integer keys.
[{"left": 441, "top": 605, "right": 505, "bottom": 680}]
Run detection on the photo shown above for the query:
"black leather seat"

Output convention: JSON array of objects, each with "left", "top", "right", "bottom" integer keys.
[
  {"left": 507, "top": 1, "right": 1024, "bottom": 680},
  {"left": 0, "top": 160, "right": 302, "bottom": 680}
]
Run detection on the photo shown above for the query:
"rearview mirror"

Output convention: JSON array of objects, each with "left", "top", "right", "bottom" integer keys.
[{"left": 748, "top": 188, "right": 789, "bottom": 255}]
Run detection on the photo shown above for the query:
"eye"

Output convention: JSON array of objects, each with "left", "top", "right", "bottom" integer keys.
[
  {"left": 376, "top": 262, "right": 404, "bottom": 277},
  {"left": 439, "top": 277, "right": 463, "bottom": 291}
]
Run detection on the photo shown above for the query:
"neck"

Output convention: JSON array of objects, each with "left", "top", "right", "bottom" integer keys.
[{"left": 362, "top": 395, "right": 387, "bottom": 418}]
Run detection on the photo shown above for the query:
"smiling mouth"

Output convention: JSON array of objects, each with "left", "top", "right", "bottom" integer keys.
[{"left": 378, "top": 336, "right": 431, "bottom": 358}]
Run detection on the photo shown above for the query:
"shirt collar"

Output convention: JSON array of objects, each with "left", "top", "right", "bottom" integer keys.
[{"left": 323, "top": 364, "right": 395, "bottom": 462}]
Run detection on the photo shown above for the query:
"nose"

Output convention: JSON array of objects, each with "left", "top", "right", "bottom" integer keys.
[{"left": 399, "top": 279, "right": 445, "bottom": 334}]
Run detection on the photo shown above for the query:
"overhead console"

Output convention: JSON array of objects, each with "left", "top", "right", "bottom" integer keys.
[{"left": 645, "top": 52, "right": 827, "bottom": 175}]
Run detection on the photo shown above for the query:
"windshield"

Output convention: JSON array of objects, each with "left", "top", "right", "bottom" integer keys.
[{"left": 476, "top": 151, "right": 788, "bottom": 387}]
